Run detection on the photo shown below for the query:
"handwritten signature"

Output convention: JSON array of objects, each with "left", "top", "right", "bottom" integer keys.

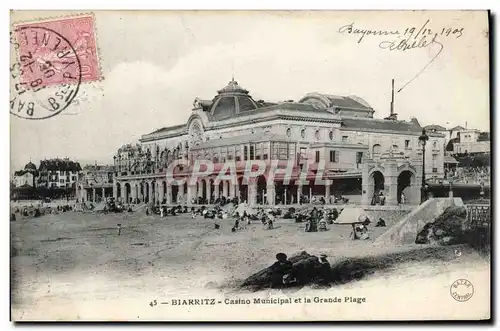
[{"left": 338, "top": 19, "right": 464, "bottom": 92}]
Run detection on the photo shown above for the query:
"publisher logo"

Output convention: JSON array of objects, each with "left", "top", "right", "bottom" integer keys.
[{"left": 450, "top": 279, "right": 474, "bottom": 302}]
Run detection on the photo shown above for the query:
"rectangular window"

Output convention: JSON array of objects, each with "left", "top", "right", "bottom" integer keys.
[
  {"left": 432, "top": 154, "right": 438, "bottom": 172},
  {"left": 288, "top": 144, "right": 296, "bottom": 160},
  {"left": 236, "top": 147, "right": 241, "bottom": 161},
  {"left": 244, "top": 146, "right": 248, "bottom": 161},
  {"left": 405, "top": 140, "right": 410, "bottom": 148},
  {"left": 356, "top": 152, "right": 363, "bottom": 164},
  {"left": 59, "top": 179, "right": 65, "bottom": 183},
  {"left": 250, "top": 145, "right": 255, "bottom": 160},
  {"left": 278, "top": 143, "right": 288, "bottom": 160},
  {"left": 300, "top": 147, "right": 307, "bottom": 160},
  {"left": 315, "top": 151, "right": 320, "bottom": 163},
  {"left": 263, "top": 146, "right": 269, "bottom": 160},
  {"left": 342, "top": 136, "right": 348, "bottom": 142}
]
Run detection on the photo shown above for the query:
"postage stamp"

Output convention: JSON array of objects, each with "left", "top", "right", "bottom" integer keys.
[
  {"left": 10, "top": 14, "right": 102, "bottom": 120},
  {"left": 14, "top": 14, "right": 101, "bottom": 86}
]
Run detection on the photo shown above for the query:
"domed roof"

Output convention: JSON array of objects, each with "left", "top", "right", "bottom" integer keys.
[
  {"left": 24, "top": 161, "right": 37, "bottom": 171},
  {"left": 208, "top": 79, "right": 259, "bottom": 120},
  {"left": 217, "top": 78, "right": 249, "bottom": 95}
]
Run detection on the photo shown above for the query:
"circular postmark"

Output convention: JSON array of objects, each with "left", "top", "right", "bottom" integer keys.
[
  {"left": 10, "top": 25, "right": 81, "bottom": 120},
  {"left": 450, "top": 279, "right": 474, "bottom": 302}
]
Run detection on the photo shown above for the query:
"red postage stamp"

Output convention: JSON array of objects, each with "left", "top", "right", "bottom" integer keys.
[{"left": 14, "top": 14, "right": 101, "bottom": 87}]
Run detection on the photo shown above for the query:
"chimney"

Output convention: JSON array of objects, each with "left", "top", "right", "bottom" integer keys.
[
  {"left": 390, "top": 78, "right": 394, "bottom": 116},
  {"left": 384, "top": 79, "right": 398, "bottom": 120}
]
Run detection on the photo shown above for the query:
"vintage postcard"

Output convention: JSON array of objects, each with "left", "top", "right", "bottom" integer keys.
[{"left": 10, "top": 10, "right": 491, "bottom": 321}]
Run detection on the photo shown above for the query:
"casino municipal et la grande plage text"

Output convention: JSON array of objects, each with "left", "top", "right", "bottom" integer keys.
[{"left": 171, "top": 296, "right": 366, "bottom": 306}]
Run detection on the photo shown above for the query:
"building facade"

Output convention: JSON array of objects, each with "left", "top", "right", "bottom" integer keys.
[
  {"left": 13, "top": 161, "right": 38, "bottom": 188},
  {"left": 76, "top": 165, "right": 115, "bottom": 202},
  {"left": 113, "top": 79, "right": 446, "bottom": 206},
  {"left": 37, "top": 158, "right": 82, "bottom": 189}
]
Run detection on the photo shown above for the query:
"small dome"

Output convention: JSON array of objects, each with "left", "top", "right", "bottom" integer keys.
[
  {"left": 24, "top": 161, "right": 37, "bottom": 171},
  {"left": 217, "top": 78, "right": 249, "bottom": 95}
]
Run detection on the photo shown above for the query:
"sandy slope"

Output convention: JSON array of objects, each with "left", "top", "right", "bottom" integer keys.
[{"left": 10, "top": 211, "right": 490, "bottom": 321}]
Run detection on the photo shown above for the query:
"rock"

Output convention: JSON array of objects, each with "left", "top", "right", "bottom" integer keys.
[
  {"left": 415, "top": 205, "right": 471, "bottom": 245},
  {"left": 240, "top": 251, "right": 331, "bottom": 291}
]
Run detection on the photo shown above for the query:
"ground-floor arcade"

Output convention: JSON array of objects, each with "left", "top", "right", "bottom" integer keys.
[
  {"left": 76, "top": 184, "right": 113, "bottom": 203},
  {"left": 361, "top": 156, "right": 423, "bottom": 206},
  {"left": 113, "top": 173, "right": 365, "bottom": 207}
]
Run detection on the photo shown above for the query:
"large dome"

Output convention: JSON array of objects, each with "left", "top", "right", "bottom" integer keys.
[{"left": 209, "top": 79, "right": 259, "bottom": 120}]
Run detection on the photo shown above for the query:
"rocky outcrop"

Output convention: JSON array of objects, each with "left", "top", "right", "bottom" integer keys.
[
  {"left": 238, "top": 245, "right": 478, "bottom": 291},
  {"left": 415, "top": 205, "right": 472, "bottom": 245},
  {"left": 240, "top": 251, "right": 331, "bottom": 291},
  {"left": 375, "top": 198, "right": 463, "bottom": 246}
]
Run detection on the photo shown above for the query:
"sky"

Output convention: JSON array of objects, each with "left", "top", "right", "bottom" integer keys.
[{"left": 10, "top": 10, "right": 489, "bottom": 172}]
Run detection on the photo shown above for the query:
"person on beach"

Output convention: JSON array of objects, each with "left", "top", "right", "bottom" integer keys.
[{"left": 271, "top": 253, "right": 295, "bottom": 288}]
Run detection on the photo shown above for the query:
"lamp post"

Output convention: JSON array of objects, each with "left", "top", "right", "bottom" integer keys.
[{"left": 419, "top": 129, "right": 429, "bottom": 203}]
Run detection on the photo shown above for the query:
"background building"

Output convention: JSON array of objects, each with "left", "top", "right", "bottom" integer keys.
[
  {"left": 13, "top": 161, "right": 38, "bottom": 188},
  {"left": 37, "top": 158, "right": 82, "bottom": 189},
  {"left": 76, "top": 164, "right": 115, "bottom": 203}
]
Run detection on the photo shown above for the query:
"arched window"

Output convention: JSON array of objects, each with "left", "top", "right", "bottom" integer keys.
[
  {"left": 329, "top": 131, "right": 334, "bottom": 141},
  {"left": 286, "top": 128, "right": 292, "bottom": 137},
  {"left": 315, "top": 130, "right": 320, "bottom": 140},
  {"left": 372, "top": 144, "right": 382, "bottom": 157},
  {"left": 300, "top": 128, "right": 306, "bottom": 139}
]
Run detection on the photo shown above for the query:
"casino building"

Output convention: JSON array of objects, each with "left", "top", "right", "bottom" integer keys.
[{"left": 112, "top": 79, "right": 445, "bottom": 206}]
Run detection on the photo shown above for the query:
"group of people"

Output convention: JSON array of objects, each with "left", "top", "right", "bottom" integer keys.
[
  {"left": 370, "top": 190, "right": 386, "bottom": 206},
  {"left": 270, "top": 252, "right": 331, "bottom": 288},
  {"left": 231, "top": 209, "right": 276, "bottom": 232},
  {"left": 191, "top": 205, "right": 229, "bottom": 220},
  {"left": 190, "top": 196, "right": 240, "bottom": 206},
  {"left": 448, "top": 166, "right": 491, "bottom": 185},
  {"left": 290, "top": 207, "right": 339, "bottom": 232},
  {"left": 350, "top": 217, "right": 371, "bottom": 240}
]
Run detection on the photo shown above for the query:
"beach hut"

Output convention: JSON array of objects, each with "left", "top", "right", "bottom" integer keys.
[{"left": 334, "top": 206, "right": 370, "bottom": 225}]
